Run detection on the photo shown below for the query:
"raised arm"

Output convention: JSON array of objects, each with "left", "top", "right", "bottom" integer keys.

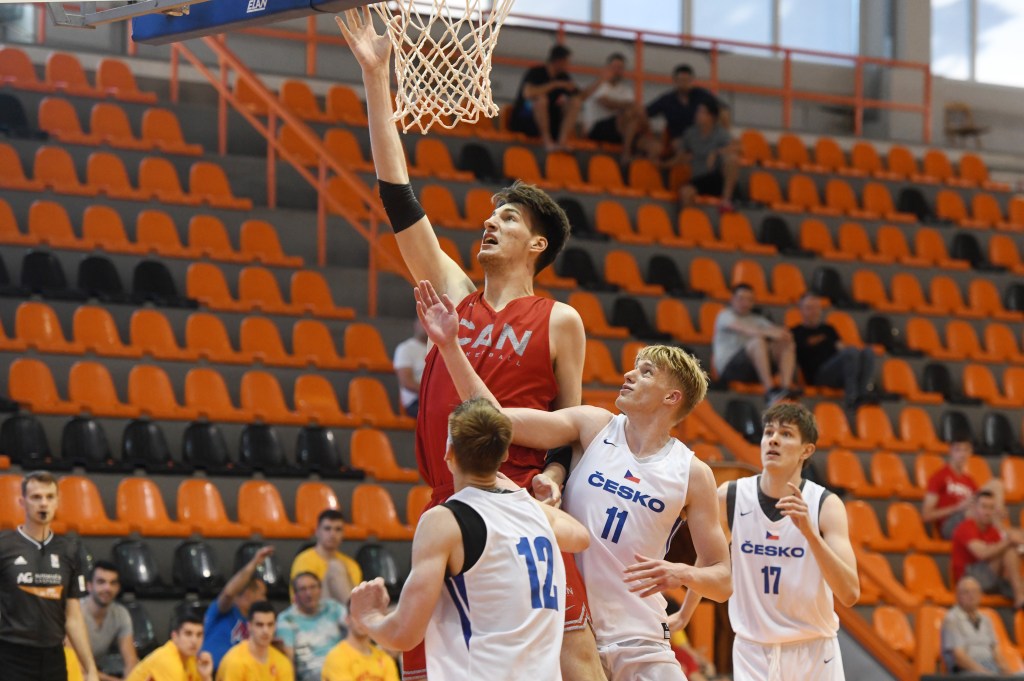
[
  {"left": 537, "top": 501, "right": 590, "bottom": 553},
  {"left": 217, "top": 545, "right": 273, "bottom": 613},
  {"left": 336, "top": 9, "right": 473, "bottom": 302}
]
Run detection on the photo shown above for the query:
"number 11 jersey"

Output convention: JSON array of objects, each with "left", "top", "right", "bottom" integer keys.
[{"left": 563, "top": 414, "right": 691, "bottom": 647}]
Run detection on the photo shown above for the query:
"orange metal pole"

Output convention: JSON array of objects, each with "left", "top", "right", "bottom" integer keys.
[
  {"left": 218, "top": 56, "right": 228, "bottom": 157},
  {"left": 37, "top": 4, "right": 45, "bottom": 44},
  {"left": 317, "top": 160, "right": 327, "bottom": 268},
  {"left": 853, "top": 60, "right": 864, "bottom": 137},
  {"left": 633, "top": 34, "right": 644, "bottom": 102},
  {"left": 306, "top": 16, "right": 317, "bottom": 76},
  {"left": 368, "top": 216, "right": 378, "bottom": 318},
  {"left": 267, "top": 110, "right": 277, "bottom": 209},
  {"left": 710, "top": 41, "right": 719, "bottom": 94},
  {"left": 170, "top": 45, "right": 180, "bottom": 103},
  {"left": 782, "top": 50, "right": 792, "bottom": 130},
  {"left": 923, "top": 67, "right": 932, "bottom": 144}
]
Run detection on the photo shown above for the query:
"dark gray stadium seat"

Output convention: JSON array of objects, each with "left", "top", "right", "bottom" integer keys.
[{"left": 173, "top": 540, "right": 225, "bottom": 597}]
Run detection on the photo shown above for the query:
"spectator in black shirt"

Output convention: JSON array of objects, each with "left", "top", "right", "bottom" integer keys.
[
  {"left": 791, "top": 293, "right": 876, "bottom": 408},
  {"left": 509, "top": 45, "right": 593, "bottom": 151},
  {"left": 0, "top": 471, "right": 99, "bottom": 681},
  {"left": 645, "top": 64, "right": 716, "bottom": 142}
]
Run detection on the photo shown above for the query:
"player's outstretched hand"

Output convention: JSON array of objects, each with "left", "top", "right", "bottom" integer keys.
[
  {"left": 197, "top": 652, "right": 214, "bottom": 681},
  {"left": 776, "top": 482, "right": 812, "bottom": 538},
  {"left": 335, "top": 7, "right": 391, "bottom": 74},
  {"left": 532, "top": 473, "right": 562, "bottom": 508},
  {"left": 667, "top": 609, "right": 686, "bottom": 633},
  {"left": 415, "top": 280, "right": 458, "bottom": 347},
  {"left": 350, "top": 577, "right": 391, "bottom": 625},
  {"left": 623, "top": 553, "right": 689, "bottom": 598}
]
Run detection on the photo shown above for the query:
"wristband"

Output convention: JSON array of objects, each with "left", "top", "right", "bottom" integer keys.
[
  {"left": 378, "top": 179, "right": 426, "bottom": 233},
  {"left": 544, "top": 446, "right": 573, "bottom": 476}
]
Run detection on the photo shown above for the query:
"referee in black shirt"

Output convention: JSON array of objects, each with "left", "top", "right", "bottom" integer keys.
[{"left": 0, "top": 471, "right": 99, "bottom": 681}]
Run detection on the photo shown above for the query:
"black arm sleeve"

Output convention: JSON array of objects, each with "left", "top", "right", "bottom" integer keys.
[
  {"left": 544, "top": 446, "right": 573, "bottom": 478},
  {"left": 378, "top": 179, "right": 426, "bottom": 233}
]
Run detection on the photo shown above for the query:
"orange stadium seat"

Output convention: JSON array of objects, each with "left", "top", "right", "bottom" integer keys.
[
  {"left": 906, "top": 317, "right": 956, "bottom": 359},
  {"left": 799, "top": 219, "right": 849, "bottom": 260},
  {"left": 846, "top": 500, "right": 906, "bottom": 551},
  {"left": 960, "top": 153, "right": 1010, "bottom": 192},
  {"left": 295, "top": 482, "right": 341, "bottom": 534},
  {"left": 838, "top": 222, "right": 889, "bottom": 263},
  {"left": 116, "top": 478, "right": 190, "bottom": 537},
  {"left": 185, "top": 367, "right": 252, "bottom": 422},
  {"left": 988, "top": 236, "right": 1023, "bottom": 274},
  {"left": 678, "top": 208, "right": 727, "bottom": 249},
  {"left": 279, "top": 79, "right": 332, "bottom": 122},
  {"left": 141, "top": 108, "right": 201, "bottom": 155},
  {"left": 45, "top": 52, "right": 100, "bottom": 97},
  {"left": 348, "top": 377, "right": 414, "bottom": 429},
  {"left": 291, "top": 270, "right": 355, "bottom": 319},
  {"left": 857, "top": 405, "right": 915, "bottom": 452},
  {"left": 238, "top": 481, "right": 307, "bottom": 539},
  {"left": 851, "top": 142, "right": 897, "bottom": 179},
  {"left": 915, "top": 605, "right": 948, "bottom": 676},
  {"left": 1001, "top": 458, "right": 1024, "bottom": 504},
  {"left": 655, "top": 299, "right": 703, "bottom": 344},
  {"left": 16, "top": 301, "right": 85, "bottom": 354},
  {"left": 882, "top": 359, "right": 942, "bottom": 404},
  {"left": 323, "top": 128, "right": 374, "bottom": 172},
  {"left": 81, "top": 205, "right": 140, "bottom": 254},
  {"left": 188, "top": 215, "right": 244, "bottom": 263},
  {"left": 892, "top": 274, "right": 944, "bottom": 315},
  {"left": 241, "top": 371, "right": 304, "bottom": 425},
  {"left": 34, "top": 146, "right": 95, "bottom": 196},
  {"left": 351, "top": 484, "right": 414, "bottom": 540},
  {"left": 914, "top": 455, "right": 945, "bottom": 492},
  {"left": 731, "top": 260, "right": 784, "bottom": 305},
  {"left": 946, "top": 320, "right": 997, "bottom": 362},
  {"left": 985, "top": 610, "right": 1024, "bottom": 671},
  {"left": 326, "top": 85, "right": 368, "bottom": 125},
  {"left": 605, "top": 250, "right": 663, "bottom": 296},
  {"left": 278, "top": 125, "right": 318, "bottom": 167},
  {"left": 582, "top": 339, "right": 621, "bottom": 386},
  {"left": 862, "top": 182, "right": 915, "bottom": 222},
  {"left": 814, "top": 403, "right": 872, "bottom": 449},
  {"left": 930, "top": 276, "right": 977, "bottom": 318},
  {"left": 90, "top": 103, "right": 151, "bottom": 150},
  {"left": 969, "top": 279, "right": 1024, "bottom": 322},
  {"left": 595, "top": 200, "right": 651, "bottom": 244},
  {"left": 240, "top": 317, "right": 303, "bottom": 368},
  {"left": 414, "top": 138, "right": 474, "bottom": 181},
  {"left": 721, "top": 213, "right": 776, "bottom": 254},
  {"left": 1003, "top": 367, "right": 1024, "bottom": 405},
  {"left": 28, "top": 200, "right": 89, "bottom": 249},
  {"left": 185, "top": 313, "right": 251, "bottom": 364},
  {"left": 87, "top": 151, "right": 149, "bottom": 201},
  {"left": 688, "top": 257, "right": 731, "bottom": 300},
  {"left": 970, "top": 193, "right": 1004, "bottom": 228},
  {"left": 777, "top": 134, "right": 823, "bottom": 172},
  {"left": 38, "top": 97, "right": 100, "bottom": 145},
  {"left": 503, "top": 147, "right": 551, "bottom": 188},
  {"left": 824, "top": 178, "right": 875, "bottom": 219},
  {"left": 177, "top": 480, "right": 251, "bottom": 538},
  {"left": 913, "top": 228, "right": 968, "bottom": 270},
  {"left": 189, "top": 162, "right": 252, "bottom": 210},
  {"left": 923, "top": 149, "right": 964, "bottom": 186},
  {"left": 350, "top": 429, "right": 420, "bottom": 483},
  {"left": 825, "top": 311, "right": 867, "bottom": 348},
  {"left": 139, "top": 156, "right": 200, "bottom": 205},
  {"left": 0, "top": 198, "right": 34, "bottom": 245},
  {"left": 343, "top": 323, "right": 393, "bottom": 372},
  {"left": 567, "top": 292, "right": 629, "bottom": 339},
  {"left": 787, "top": 174, "right": 834, "bottom": 215},
  {"left": 887, "top": 146, "right": 933, "bottom": 182},
  {"left": 73, "top": 306, "right": 140, "bottom": 358},
  {"left": 770, "top": 264, "right": 807, "bottom": 304},
  {"left": 739, "top": 130, "right": 778, "bottom": 167},
  {"left": 293, "top": 374, "right": 357, "bottom": 427},
  {"left": 238, "top": 267, "right": 301, "bottom": 315},
  {"left": 851, "top": 270, "right": 906, "bottom": 312},
  {"left": 749, "top": 171, "right": 798, "bottom": 211},
  {"left": 233, "top": 77, "right": 268, "bottom": 115},
  {"left": 407, "top": 486, "right": 431, "bottom": 527},
  {"left": 875, "top": 226, "right": 926, "bottom": 266},
  {"left": 901, "top": 409, "right": 946, "bottom": 453},
  {"left": 546, "top": 152, "right": 597, "bottom": 193},
  {"left": 627, "top": 159, "right": 674, "bottom": 200},
  {"left": 8, "top": 358, "right": 79, "bottom": 415},
  {"left": 902, "top": 554, "right": 955, "bottom": 605},
  {"left": 936, "top": 189, "right": 986, "bottom": 228},
  {"left": 827, "top": 450, "right": 891, "bottom": 498},
  {"left": 887, "top": 502, "right": 949, "bottom": 552},
  {"left": 984, "top": 323, "right": 1024, "bottom": 363},
  {"left": 814, "top": 137, "right": 858, "bottom": 175},
  {"left": 588, "top": 155, "right": 642, "bottom": 197},
  {"left": 57, "top": 476, "right": 130, "bottom": 535},
  {"left": 963, "top": 364, "right": 1017, "bottom": 407},
  {"left": 128, "top": 365, "right": 198, "bottom": 420},
  {"left": 240, "top": 220, "right": 303, "bottom": 267},
  {"left": 420, "top": 185, "right": 472, "bottom": 230},
  {"left": 872, "top": 606, "right": 916, "bottom": 662},
  {"left": 0, "top": 143, "right": 43, "bottom": 191},
  {"left": 68, "top": 361, "right": 139, "bottom": 418},
  {"left": 96, "top": 58, "right": 156, "bottom": 103},
  {"left": 870, "top": 452, "right": 924, "bottom": 500},
  {"left": 0, "top": 46, "right": 52, "bottom": 91},
  {"left": 292, "top": 320, "right": 354, "bottom": 370},
  {"left": 137, "top": 210, "right": 194, "bottom": 258}
]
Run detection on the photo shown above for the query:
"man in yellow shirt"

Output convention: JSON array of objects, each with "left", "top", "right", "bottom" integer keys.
[
  {"left": 290, "top": 510, "right": 362, "bottom": 602},
  {"left": 216, "top": 602, "right": 293, "bottom": 681},
  {"left": 127, "top": 613, "right": 213, "bottom": 681},
  {"left": 321, "top": 611, "right": 398, "bottom": 681}
]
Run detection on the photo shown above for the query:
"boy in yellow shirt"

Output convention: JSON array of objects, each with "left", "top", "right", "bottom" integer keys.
[
  {"left": 216, "top": 602, "right": 293, "bottom": 681},
  {"left": 127, "top": 614, "right": 213, "bottom": 681},
  {"left": 290, "top": 510, "right": 362, "bottom": 602},
  {"left": 321, "top": 612, "right": 398, "bottom": 681}
]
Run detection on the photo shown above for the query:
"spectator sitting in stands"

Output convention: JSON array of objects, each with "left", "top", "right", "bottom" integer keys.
[
  {"left": 290, "top": 510, "right": 362, "bottom": 604},
  {"left": 215, "top": 602, "right": 293, "bottom": 681},
  {"left": 942, "top": 575, "right": 1015, "bottom": 674},
  {"left": 712, "top": 284, "right": 800, "bottom": 404},
  {"left": 923, "top": 438, "right": 1005, "bottom": 540},
  {"left": 83, "top": 560, "right": 138, "bottom": 681},
  {"left": 950, "top": 490, "right": 1024, "bottom": 608},
  {"left": 126, "top": 613, "right": 213, "bottom": 681},
  {"left": 581, "top": 52, "right": 644, "bottom": 159},
  {"left": 508, "top": 45, "right": 595, "bottom": 151},
  {"left": 644, "top": 64, "right": 716, "bottom": 143},
  {"left": 201, "top": 546, "right": 273, "bottom": 673},
  {"left": 665, "top": 99, "right": 738, "bottom": 211},
  {"left": 790, "top": 293, "right": 876, "bottom": 408},
  {"left": 393, "top": 320, "right": 428, "bottom": 418},
  {"left": 276, "top": 572, "right": 347, "bottom": 681},
  {"left": 320, "top": 609, "right": 399, "bottom": 681}
]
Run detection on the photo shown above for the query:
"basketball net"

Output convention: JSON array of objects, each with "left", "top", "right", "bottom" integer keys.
[{"left": 372, "top": 0, "right": 515, "bottom": 134}]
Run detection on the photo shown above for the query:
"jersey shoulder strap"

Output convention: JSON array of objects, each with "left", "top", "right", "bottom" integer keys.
[
  {"left": 726, "top": 480, "right": 738, "bottom": 532},
  {"left": 441, "top": 499, "right": 487, "bottom": 575}
]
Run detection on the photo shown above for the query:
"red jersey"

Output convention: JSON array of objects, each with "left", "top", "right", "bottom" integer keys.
[
  {"left": 416, "top": 291, "right": 559, "bottom": 507},
  {"left": 926, "top": 465, "right": 977, "bottom": 531},
  {"left": 951, "top": 518, "right": 1002, "bottom": 582}
]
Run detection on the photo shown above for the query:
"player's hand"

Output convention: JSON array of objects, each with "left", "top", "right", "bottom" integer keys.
[
  {"left": 415, "top": 280, "right": 459, "bottom": 347},
  {"left": 350, "top": 577, "right": 391, "bottom": 624},
  {"left": 197, "top": 651, "right": 214, "bottom": 680},
  {"left": 776, "top": 482, "right": 813, "bottom": 538},
  {"left": 667, "top": 608, "right": 687, "bottom": 633},
  {"left": 532, "top": 473, "right": 562, "bottom": 508},
  {"left": 335, "top": 7, "right": 392, "bottom": 74},
  {"left": 251, "top": 545, "right": 275, "bottom": 565},
  {"left": 623, "top": 553, "right": 689, "bottom": 597}
]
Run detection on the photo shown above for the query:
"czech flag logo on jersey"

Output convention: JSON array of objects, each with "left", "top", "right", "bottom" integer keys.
[
  {"left": 624, "top": 470, "right": 641, "bottom": 483},
  {"left": 765, "top": 531, "right": 780, "bottom": 540}
]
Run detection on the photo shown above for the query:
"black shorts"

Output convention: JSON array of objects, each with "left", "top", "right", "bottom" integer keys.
[
  {"left": 719, "top": 350, "right": 763, "bottom": 384},
  {"left": 508, "top": 104, "right": 565, "bottom": 140},
  {"left": 690, "top": 171, "right": 725, "bottom": 197},
  {"left": 0, "top": 641, "right": 67, "bottom": 681},
  {"left": 587, "top": 116, "right": 622, "bottom": 144}
]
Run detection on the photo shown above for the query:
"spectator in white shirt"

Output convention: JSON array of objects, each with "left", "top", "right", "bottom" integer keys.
[
  {"left": 582, "top": 53, "right": 644, "bottom": 159},
  {"left": 393, "top": 320, "right": 428, "bottom": 417}
]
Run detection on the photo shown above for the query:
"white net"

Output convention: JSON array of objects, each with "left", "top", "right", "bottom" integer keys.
[{"left": 372, "top": 0, "right": 515, "bottom": 134}]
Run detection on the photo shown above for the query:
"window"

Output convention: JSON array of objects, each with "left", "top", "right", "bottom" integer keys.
[
  {"left": 975, "top": 0, "right": 1024, "bottom": 87},
  {"left": 692, "top": 0, "right": 772, "bottom": 48},
  {"left": 931, "top": 0, "right": 971, "bottom": 79},
  {"left": 504, "top": 0, "right": 591, "bottom": 25},
  {"left": 780, "top": 0, "right": 860, "bottom": 59},
  {"left": 601, "top": 1, "right": 682, "bottom": 36}
]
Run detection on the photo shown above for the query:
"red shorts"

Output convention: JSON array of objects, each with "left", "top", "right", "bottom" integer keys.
[
  {"left": 673, "top": 646, "right": 700, "bottom": 675},
  {"left": 402, "top": 552, "right": 592, "bottom": 680}
]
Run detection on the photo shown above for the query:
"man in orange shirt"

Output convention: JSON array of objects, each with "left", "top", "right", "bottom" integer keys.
[
  {"left": 216, "top": 602, "right": 293, "bottom": 681},
  {"left": 127, "top": 613, "right": 213, "bottom": 681}
]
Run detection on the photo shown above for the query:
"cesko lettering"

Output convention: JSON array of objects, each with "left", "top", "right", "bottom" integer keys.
[
  {"left": 740, "top": 540, "right": 806, "bottom": 558},
  {"left": 587, "top": 471, "right": 666, "bottom": 512}
]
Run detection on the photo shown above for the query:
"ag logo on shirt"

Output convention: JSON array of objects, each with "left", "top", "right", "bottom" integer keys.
[{"left": 50, "top": 554, "right": 60, "bottom": 569}]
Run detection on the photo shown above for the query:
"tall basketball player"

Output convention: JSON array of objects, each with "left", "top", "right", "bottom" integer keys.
[
  {"left": 416, "top": 280, "right": 732, "bottom": 681},
  {"left": 721, "top": 403, "right": 858, "bottom": 681},
  {"left": 348, "top": 398, "right": 589, "bottom": 681},
  {"left": 336, "top": 8, "right": 602, "bottom": 681}
]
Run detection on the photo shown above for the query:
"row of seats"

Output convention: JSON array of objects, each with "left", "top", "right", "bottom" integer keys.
[
  {"left": 0, "top": 198, "right": 302, "bottom": 266},
  {"left": 850, "top": 270, "right": 1019, "bottom": 319},
  {"left": 38, "top": 97, "right": 201, "bottom": 155},
  {"left": 6, "top": 302, "right": 388, "bottom": 370},
  {"left": 740, "top": 130, "right": 1010, "bottom": 191},
  {"left": 0, "top": 474, "right": 423, "bottom": 541},
  {"left": 8, "top": 357, "right": 413, "bottom": 427},
  {"left": 0, "top": 144, "right": 251, "bottom": 209},
  {"left": 186, "top": 262, "right": 353, "bottom": 318},
  {"left": 0, "top": 48, "right": 156, "bottom": 102}
]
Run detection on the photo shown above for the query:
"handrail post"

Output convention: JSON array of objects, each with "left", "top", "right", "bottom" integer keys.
[
  {"left": 218, "top": 55, "right": 228, "bottom": 157},
  {"left": 854, "top": 60, "right": 864, "bottom": 137},
  {"left": 306, "top": 15, "right": 317, "bottom": 76},
  {"left": 633, "top": 33, "right": 644, "bottom": 102},
  {"left": 923, "top": 67, "right": 932, "bottom": 144},
  {"left": 170, "top": 45, "right": 180, "bottom": 104},
  {"left": 317, "top": 160, "right": 327, "bottom": 268},
  {"left": 267, "top": 110, "right": 277, "bottom": 209},
  {"left": 37, "top": 4, "right": 46, "bottom": 44},
  {"left": 710, "top": 41, "right": 719, "bottom": 94},
  {"left": 782, "top": 50, "right": 792, "bottom": 130}
]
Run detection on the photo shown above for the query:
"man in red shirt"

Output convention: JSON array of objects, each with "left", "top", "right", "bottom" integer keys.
[
  {"left": 950, "top": 491, "right": 1024, "bottom": 607},
  {"left": 923, "top": 439, "right": 1003, "bottom": 539},
  {"left": 337, "top": 9, "right": 600, "bottom": 681}
]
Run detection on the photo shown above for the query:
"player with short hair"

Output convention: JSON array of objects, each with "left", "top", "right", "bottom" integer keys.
[
  {"left": 126, "top": 613, "right": 213, "bottom": 681},
  {"left": 290, "top": 509, "right": 362, "bottom": 603},
  {"left": 348, "top": 398, "right": 590, "bottom": 681},
  {"left": 216, "top": 602, "right": 293, "bottom": 681},
  {"left": 713, "top": 403, "right": 859, "bottom": 681},
  {"left": 416, "top": 280, "right": 731, "bottom": 681},
  {"left": 336, "top": 8, "right": 598, "bottom": 680}
]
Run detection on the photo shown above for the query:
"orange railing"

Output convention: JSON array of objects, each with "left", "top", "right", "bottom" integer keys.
[{"left": 178, "top": 9, "right": 932, "bottom": 143}]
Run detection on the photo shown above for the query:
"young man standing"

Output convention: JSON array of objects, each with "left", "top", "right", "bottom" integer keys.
[
  {"left": 83, "top": 560, "right": 138, "bottom": 680},
  {"left": 321, "top": 611, "right": 399, "bottom": 681},
  {"left": 349, "top": 398, "right": 590, "bottom": 680},
  {"left": 277, "top": 572, "right": 347, "bottom": 681},
  {"left": 0, "top": 471, "right": 100, "bottom": 681},
  {"left": 216, "top": 602, "right": 293, "bottom": 681},
  {"left": 417, "top": 280, "right": 731, "bottom": 681},
  {"left": 717, "top": 403, "right": 859, "bottom": 681},
  {"left": 337, "top": 8, "right": 596, "bottom": 680},
  {"left": 290, "top": 510, "right": 362, "bottom": 603},
  {"left": 201, "top": 546, "right": 272, "bottom": 672},
  {"left": 126, "top": 614, "right": 213, "bottom": 681}
]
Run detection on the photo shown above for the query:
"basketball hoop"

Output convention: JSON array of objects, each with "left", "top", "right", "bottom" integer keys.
[{"left": 372, "top": 0, "right": 515, "bottom": 134}]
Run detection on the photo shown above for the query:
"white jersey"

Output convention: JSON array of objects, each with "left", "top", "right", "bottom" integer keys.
[
  {"left": 424, "top": 486, "right": 564, "bottom": 681},
  {"left": 728, "top": 475, "right": 839, "bottom": 644},
  {"left": 563, "top": 414, "right": 691, "bottom": 646}
]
